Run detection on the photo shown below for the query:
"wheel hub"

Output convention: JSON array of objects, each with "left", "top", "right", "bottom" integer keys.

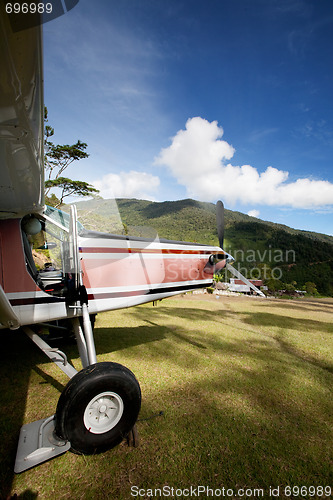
[
  {"left": 83, "top": 391, "right": 124, "bottom": 434},
  {"left": 99, "top": 404, "right": 107, "bottom": 413}
]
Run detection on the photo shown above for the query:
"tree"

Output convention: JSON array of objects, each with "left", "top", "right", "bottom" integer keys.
[
  {"left": 45, "top": 177, "right": 99, "bottom": 207},
  {"left": 44, "top": 108, "right": 99, "bottom": 207},
  {"left": 304, "top": 281, "right": 319, "bottom": 296},
  {"left": 265, "top": 278, "right": 283, "bottom": 294}
]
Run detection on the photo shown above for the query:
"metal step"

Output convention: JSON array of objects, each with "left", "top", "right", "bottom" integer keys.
[{"left": 14, "top": 416, "right": 70, "bottom": 473}]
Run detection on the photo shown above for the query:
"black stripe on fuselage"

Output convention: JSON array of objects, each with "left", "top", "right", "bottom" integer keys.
[{"left": 9, "top": 282, "right": 212, "bottom": 306}]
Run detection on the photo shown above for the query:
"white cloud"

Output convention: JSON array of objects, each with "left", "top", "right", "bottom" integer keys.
[
  {"left": 248, "top": 210, "right": 260, "bottom": 218},
  {"left": 93, "top": 171, "right": 160, "bottom": 200},
  {"left": 154, "top": 117, "right": 333, "bottom": 209},
  {"left": 155, "top": 117, "right": 234, "bottom": 181}
]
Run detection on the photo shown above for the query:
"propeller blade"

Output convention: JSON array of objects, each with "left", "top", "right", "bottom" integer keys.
[{"left": 216, "top": 200, "right": 224, "bottom": 249}]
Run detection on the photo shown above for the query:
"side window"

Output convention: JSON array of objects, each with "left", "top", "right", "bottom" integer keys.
[{"left": 21, "top": 214, "right": 69, "bottom": 296}]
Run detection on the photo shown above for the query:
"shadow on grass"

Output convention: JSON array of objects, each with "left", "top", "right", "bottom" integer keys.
[
  {"left": 130, "top": 303, "right": 333, "bottom": 338},
  {"left": 4, "top": 299, "right": 333, "bottom": 497},
  {"left": 0, "top": 330, "right": 41, "bottom": 498},
  {"left": 33, "top": 365, "right": 67, "bottom": 394},
  {"left": 126, "top": 303, "right": 240, "bottom": 333},
  {"left": 142, "top": 355, "right": 333, "bottom": 488},
  {"left": 140, "top": 302, "right": 333, "bottom": 336},
  {"left": 93, "top": 324, "right": 167, "bottom": 356},
  {"left": 263, "top": 298, "right": 333, "bottom": 315},
  {"left": 275, "top": 335, "right": 333, "bottom": 375},
  {"left": 56, "top": 307, "right": 333, "bottom": 498},
  {"left": 128, "top": 302, "right": 333, "bottom": 388},
  {"left": 10, "top": 490, "right": 38, "bottom": 499},
  {"left": 0, "top": 323, "right": 167, "bottom": 497},
  {"left": 110, "top": 310, "right": 333, "bottom": 492},
  {"left": 241, "top": 311, "right": 333, "bottom": 335}
]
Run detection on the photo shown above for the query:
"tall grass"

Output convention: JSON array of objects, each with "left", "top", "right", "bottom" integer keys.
[{"left": 1, "top": 296, "right": 332, "bottom": 499}]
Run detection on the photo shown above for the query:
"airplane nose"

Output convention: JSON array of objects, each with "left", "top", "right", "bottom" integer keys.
[{"left": 225, "top": 253, "right": 234, "bottom": 263}]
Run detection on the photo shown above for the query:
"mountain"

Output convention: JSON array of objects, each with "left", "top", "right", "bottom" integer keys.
[{"left": 70, "top": 198, "right": 333, "bottom": 296}]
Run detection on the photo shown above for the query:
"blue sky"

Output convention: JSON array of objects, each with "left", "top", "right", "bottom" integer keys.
[{"left": 44, "top": 0, "right": 333, "bottom": 235}]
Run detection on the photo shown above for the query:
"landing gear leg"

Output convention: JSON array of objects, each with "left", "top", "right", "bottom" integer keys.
[{"left": 16, "top": 311, "right": 141, "bottom": 471}]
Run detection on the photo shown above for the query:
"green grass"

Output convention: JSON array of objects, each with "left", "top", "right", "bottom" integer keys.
[{"left": 1, "top": 296, "right": 333, "bottom": 499}]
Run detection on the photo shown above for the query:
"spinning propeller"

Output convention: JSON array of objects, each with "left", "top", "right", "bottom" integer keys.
[
  {"left": 207, "top": 200, "right": 228, "bottom": 267},
  {"left": 208, "top": 201, "right": 265, "bottom": 297},
  {"left": 216, "top": 200, "right": 225, "bottom": 250}
]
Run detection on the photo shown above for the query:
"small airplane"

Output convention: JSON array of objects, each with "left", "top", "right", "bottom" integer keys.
[{"left": 0, "top": 6, "right": 263, "bottom": 473}]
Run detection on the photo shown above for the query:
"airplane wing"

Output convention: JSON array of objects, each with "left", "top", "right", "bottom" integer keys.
[{"left": 0, "top": 8, "right": 44, "bottom": 218}]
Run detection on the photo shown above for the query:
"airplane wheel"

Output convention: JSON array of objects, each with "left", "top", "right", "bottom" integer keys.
[{"left": 55, "top": 362, "right": 141, "bottom": 455}]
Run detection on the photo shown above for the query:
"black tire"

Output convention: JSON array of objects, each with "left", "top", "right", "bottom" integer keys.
[{"left": 55, "top": 362, "right": 141, "bottom": 455}]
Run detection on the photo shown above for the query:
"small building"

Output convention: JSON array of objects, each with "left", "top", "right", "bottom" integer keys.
[{"left": 228, "top": 278, "right": 265, "bottom": 294}]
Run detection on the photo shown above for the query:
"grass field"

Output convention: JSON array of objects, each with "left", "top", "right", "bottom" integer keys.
[{"left": 0, "top": 295, "right": 332, "bottom": 499}]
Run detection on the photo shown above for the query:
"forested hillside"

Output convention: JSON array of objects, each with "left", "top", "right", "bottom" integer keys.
[{"left": 72, "top": 198, "right": 333, "bottom": 295}]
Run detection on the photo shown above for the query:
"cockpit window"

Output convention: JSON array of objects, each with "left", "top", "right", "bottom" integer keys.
[{"left": 44, "top": 205, "right": 84, "bottom": 233}]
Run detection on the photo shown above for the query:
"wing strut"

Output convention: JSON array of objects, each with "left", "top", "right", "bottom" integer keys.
[
  {"left": 0, "top": 285, "right": 20, "bottom": 329},
  {"left": 226, "top": 264, "right": 266, "bottom": 298}
]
